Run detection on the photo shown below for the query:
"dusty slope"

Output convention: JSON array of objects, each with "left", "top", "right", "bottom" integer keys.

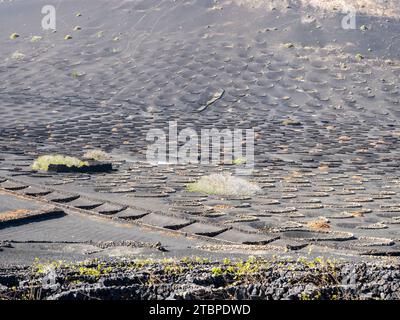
[{"left": 231, "top": 0, "right": 400, "bottom": 17}]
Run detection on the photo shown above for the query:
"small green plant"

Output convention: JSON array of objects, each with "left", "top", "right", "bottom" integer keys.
[
  {"left": 211, "top": 267, "right": 224, "bottom": 276},
  {"left": 355, "top": 53, "right": 364, "bottom": 61},
  {"left": 32, "top": 155, "right": 88, "bottom": 171},
  {"left": 130, "top": 259, "right": 154, "bottom": 269},
  {"left": 30, "top": 36, "right": 42, "bottom": 42},
  {"left": 300, "top": 293, "right": 311, "bottom": 300},
  {"left": 234, "top": 257, "right": 260, "bottom": 277},
  {"left": 71, "top": 70, "right": 83, "bottom": 78},
  {"left": 181, "top": 257, "right": 191, "bottom": 264},
  {"left": 232, "top": 157, "right": 247, "bottom": 165},
  {"left": 10, "top": 33, "right": 19, "bottom": 40},
  {"left": 78, "top": 266, "right": 101, "bottom": 277},
  {"left": 33, "top": 258, "right": 63, "bottom": 275},
  {"left": 78, "top": 263, "right": 112, "bottom": 278},
  {"left": 194, "top": 257, "right": 211, "bottom": 264},
  {"left": 283, "top": 42, "right": 294, "bottom": 48},
  {"left": 164, "top": 264, "right": 184, "bottom": 276}
]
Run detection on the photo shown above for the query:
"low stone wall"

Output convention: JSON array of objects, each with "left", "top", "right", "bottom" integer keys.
[{"left": 1, "top": 258, "right": 399, "bottom": 300}]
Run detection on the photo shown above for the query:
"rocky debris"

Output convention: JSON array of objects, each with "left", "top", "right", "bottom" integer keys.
[
  {"left": 86, "top": 240, "right": 164, "bottom": 250},
  {"left": 0, "top": 241, "right": 13, "bottom": 252},
  {"left": 0, "top": 207, "right": 65, "bottom": 226},
  {"left": 1, "top": 258, "right": 400, "bottom": 300}
]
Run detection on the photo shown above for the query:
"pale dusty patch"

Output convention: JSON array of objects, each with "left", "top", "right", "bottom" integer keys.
[
  {"left": 302, "top": 0, "right": 399, "bottom": 17},
  {"left": 307, "top": 218, "right": 331, "bottom": 230},
  {"left": 0, "top": 209, "right": 30, "bottom": 222},
  {"left": 187, "top": 173, "right": 261, "bottom": 196},
  {"left": 83, "top": 149, "right": 110, "bottom": 161},
  {"left": 223, "top": 0, "right": 291, "bottom": 10},
  {"left": 225, "top": 0, "right": 400, "bottom": 18},
  {"left": 11, "top": 51, "right": 25, "bottom": 60}
]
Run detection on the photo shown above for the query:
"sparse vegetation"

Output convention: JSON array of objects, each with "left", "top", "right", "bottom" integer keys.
[
  {"left": 78, "top": 264, "right": 112, "bottom": 278},
  {"left": 163, "top": 264, "right": 184, "bottom": 276},
  {"left": 30, "top": 36, "right": 42, "bottom": 42},
  {"left": 232, "top": 157, "right": 247, "bottom": 165},
  {"left": 2, "top": 256, "right": 396, "bottom": 300},
  {"left": 71, "top": 70, "right": 85, "bottom": 78},
  {"left": 9, "top": 33, "right": 19, "bottom": 40},
  {"left": 32, "top": 155, "right": 88, "bottom": 171},
  {"left": 11, "top": 51, "right": 25, "bottom": 60},
  {"left": 355, "top": 53, "right": 364, "bottom": 61},
  {"left": 282, "top": 119, "right": 302, "bottom": 126},
  {"left": 283, "top": 42, "right": 294, "bottom": 48},
  {"left": 187, "top": 173, "right": 261, "bottom": 196},
  {"left": 71, "top": 71, "right": 79, "bottom": 78},
  {"left": 83, "top": 149, "right": 110, "bottom": 161}
]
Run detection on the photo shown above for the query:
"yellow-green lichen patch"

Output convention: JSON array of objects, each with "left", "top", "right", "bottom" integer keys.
[
  {"left": 32, "top": 155, "right": 88, "bottom": 171},
  {"left": 232, "top": 157, "right": 247, "bottom": 165},
  {"left": 10, "top": 33, "right": 20, "bottom": 40}
]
